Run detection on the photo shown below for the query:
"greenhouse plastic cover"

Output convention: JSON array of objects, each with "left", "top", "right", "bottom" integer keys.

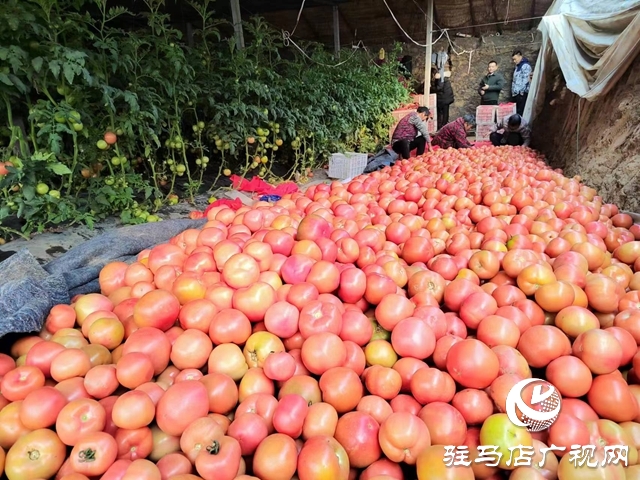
[{"left": 525, "top": 0, "right": 640, "bottom": 123}]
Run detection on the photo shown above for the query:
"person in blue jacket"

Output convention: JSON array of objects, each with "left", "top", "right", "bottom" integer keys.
[{"left": 511, "top": 50, "right": 533, "bottom": 116}]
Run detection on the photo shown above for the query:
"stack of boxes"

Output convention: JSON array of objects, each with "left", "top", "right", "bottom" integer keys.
[
  {"left": 474, "top": 105, "right": 497, "bottom": 142},
  {"left": 496, "top": 103, "right": 518, "bottom": 126},
  {"left": 474, "top": 103, "right": 517, "bottom": 142}
]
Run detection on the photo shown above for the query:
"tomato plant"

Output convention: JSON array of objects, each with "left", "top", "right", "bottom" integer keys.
[{"left": 0, "top": 0, "right": 408, "bottom": 241}]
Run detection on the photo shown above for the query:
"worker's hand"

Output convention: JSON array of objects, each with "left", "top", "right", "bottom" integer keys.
[
  {"left": 434, "top": 73, "right": 441, "bottom": 79},
  {"left": 482, "top": 84, "right": 489, "bottom": 90},
  {"left": 480, "top": 90, "right": 485, "bottom": 96}
]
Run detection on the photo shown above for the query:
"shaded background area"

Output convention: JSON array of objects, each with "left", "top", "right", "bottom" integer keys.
[{"left": 21, "top": 0, "right": 640, "bottom": 212}]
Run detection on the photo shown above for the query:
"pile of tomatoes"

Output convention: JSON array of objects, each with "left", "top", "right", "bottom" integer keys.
[{"left": 2, "top": 145, "right": 640, "bottom": 480}]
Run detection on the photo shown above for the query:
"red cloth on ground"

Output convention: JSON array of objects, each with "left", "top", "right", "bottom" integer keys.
[
  {"left": 204, "top": 198, "right": 243, "bottom": 215},
  {"left": 230, "top": 175, "right": 298, "bottom": 196}
]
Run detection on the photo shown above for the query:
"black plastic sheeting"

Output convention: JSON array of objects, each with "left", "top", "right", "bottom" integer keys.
[{"left": 0, "top": 218, "right": 206, "bottom": 339}]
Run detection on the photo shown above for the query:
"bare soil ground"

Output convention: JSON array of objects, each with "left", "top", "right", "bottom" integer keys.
[{"left": 533, "top": 55, "right": 640, "bottom": 213}]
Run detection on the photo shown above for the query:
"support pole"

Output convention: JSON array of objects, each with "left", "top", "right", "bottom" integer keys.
[
  {"left": 424, "top": 0, "right": 434, "bottom": 104},
  {"left": 230, "top": 0, "right": 245, "bottom": 49},
  {"left": 186, "top": 22, "right": 195, "bottom": 48},
  {"left": 333, "top": 5, "right": 341, "bottom": 59}
]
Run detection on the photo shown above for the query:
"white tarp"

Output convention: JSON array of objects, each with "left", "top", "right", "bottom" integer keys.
[{"left": 524, "top": 0, "right": 640, "bottom": 124}]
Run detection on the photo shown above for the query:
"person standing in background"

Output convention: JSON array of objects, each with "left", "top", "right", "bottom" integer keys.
[
  {"left": 478, "top": 61, "right": 505, "bottom": 106},
  {"left": 431, "top": 68, "right": 455, "bottom": 128},
  {"left": 511, "top": 50, "right": 532, "bottom": 115}
]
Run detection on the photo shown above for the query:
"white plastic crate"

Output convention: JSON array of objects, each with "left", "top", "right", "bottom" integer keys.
[{"left": 328, "top": 152, "right": 368, "bottom": 180}]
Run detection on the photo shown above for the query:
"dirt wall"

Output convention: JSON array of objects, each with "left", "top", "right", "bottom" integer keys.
[
  {"left": 402, "top": 30, "right": 542, "bottom": 118},
  {"left": 532, "top": 54, "right": 640, "bottom": 212}
]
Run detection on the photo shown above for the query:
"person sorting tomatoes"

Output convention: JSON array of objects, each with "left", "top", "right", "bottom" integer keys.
[
  {"left": 390, "top": 106, "right": 433, "bottom": 159},
  {"left": 489, "top": 114, "right": 531, "bottom": 147},
  {"left": 431, "top": 114, "right": 475, "bottom": 150}
]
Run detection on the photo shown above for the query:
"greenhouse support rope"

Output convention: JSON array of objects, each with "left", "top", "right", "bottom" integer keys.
[{"left": 576, "top": 97, "right": 582, "bottom": 164}]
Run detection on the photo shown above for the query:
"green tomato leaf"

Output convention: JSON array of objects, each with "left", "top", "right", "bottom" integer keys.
[
  {"left": 49, "top": 60, "right": 61, "bottom": 78},
  {"left": 22, "top": 185, "right": 36, "bottom": 201},
  {"left": 48, "top": 163, "right": 72, "bottom": 175},
  {"left": 32, "top": 57, "right": 44, "bottom": 73}
]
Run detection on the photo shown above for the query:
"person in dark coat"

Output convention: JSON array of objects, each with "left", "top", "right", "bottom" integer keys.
[
  {"left": 478, "top": 60, "right": 506, "bottom": 106},
  {"left": 431, "top": 67, "right": 455, "bottom": 129},
  {"left": 511, "top": 50, "right": 533, "bottom": 116}
]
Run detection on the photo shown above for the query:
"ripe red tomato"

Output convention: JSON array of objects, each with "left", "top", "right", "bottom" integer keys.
[
  {"left": 156, "top": 381, "right": 209, "bottom": 436},
  {"left": 227, "top": 412, "right": 268, "bottom": 456},
  {"left": 378, "top": 412, "right": 431, "bottom": 464},
  {"left": 334, "top": 411, "right": 381, "bottom": 468},
  {"left": 445, "top": 339, "right": 500, "bottom": 389},
  {"left": 297, "top": 435, "right": 350, "bottom": 480},
  {"left": 56, "top": 398, "right": 106, "bottom": 446},
  {"left": 70, "top": 431, "right": 118, "bottom": 476},
  {"left": 4, "top": 429, "right": 67, "bottom": 480},
  {"left": 319, "top": 367, "right": 363, "bottom": 413},
  {"left": 252, "top": 433, "right": 298, "bottom": 480},
  {"left": 132, "top": 290, "right": 180, "bottom": 331}
]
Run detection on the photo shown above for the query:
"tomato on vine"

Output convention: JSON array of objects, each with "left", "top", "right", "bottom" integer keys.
[{"left": 104, "top": 132, "right": 117, "bottom": 145}]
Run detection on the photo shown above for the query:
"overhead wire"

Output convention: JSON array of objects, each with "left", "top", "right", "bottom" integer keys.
[
  {"left": 381, "top": 0, "right": 446, "bottom": 47},
  {"left": 279, "top": 0, "right": 544, "bottom": 69},
  {"left": 285, "top": 36, "right": 367, "bottom": 68},
  {"left": 433, "top": 15, "right": 546, "bottom": 32},
  {"left": 286, "top": 0, "right": 307, "bottom": 38},
  {"left": 281, "top": 0, "right": 368, "bottom": 68}
]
